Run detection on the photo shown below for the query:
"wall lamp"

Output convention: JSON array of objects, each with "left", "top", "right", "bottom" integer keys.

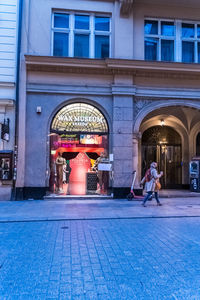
[
  {"left": 160, "top": 119, "right": 165, "bottom": 126},
  {"left": 36, "top": 106, "right": 42, "bottom": 114}
]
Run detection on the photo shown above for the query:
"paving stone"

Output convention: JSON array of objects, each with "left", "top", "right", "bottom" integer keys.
[{"left": 1, "top": 208, "right": 200, "bottom": 298}]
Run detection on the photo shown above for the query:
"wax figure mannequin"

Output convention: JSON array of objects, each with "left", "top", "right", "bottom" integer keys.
[
  {"left": 63, "top": 160, "right": 71, "bottom": 195},
  {"left": 93, "top": 151, "right": 108, "bottom": 194},
  {"left": 55, "top": 152, "right": 66, "bottom": 193},
  {"left": 49, "top": 161, "right": 56, "bottom": 193}
]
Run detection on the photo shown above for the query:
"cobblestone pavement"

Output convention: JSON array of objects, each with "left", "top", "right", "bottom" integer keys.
[{"left": 1, "top": 217, "right": 200, "bottom": 299}]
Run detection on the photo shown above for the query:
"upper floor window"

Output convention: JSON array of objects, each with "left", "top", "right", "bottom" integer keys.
[
  {"left": 53, "top": 13, "right": 111, "bottom": 59},
  {"left": 181, "top": 23, "right": 200, "bottom": 63},
  {"left": 144, "top": 20, "right": 175, "bottom": 62},
  {"left": 145, "top": 19, "right": 200, "bottom": 63}
]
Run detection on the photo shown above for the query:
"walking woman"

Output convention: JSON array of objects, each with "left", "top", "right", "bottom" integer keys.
[{"left": 142, "top": 162, "right": 163, "bottom": 207}]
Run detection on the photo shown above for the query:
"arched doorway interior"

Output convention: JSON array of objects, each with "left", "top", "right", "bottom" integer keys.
[
  {"left": 196, "top": 132, "right": 200, "bottom": 156},
  {"left": 142, "top": 126, "right": 182, "bottom": 188},
  {"left": 49, "top": 102, "right": 109, "bottom": 195}
]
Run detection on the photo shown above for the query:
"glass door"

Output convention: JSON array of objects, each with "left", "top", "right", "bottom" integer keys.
[{"left": 142, "top": 144, "right": 181, "bottom": 188}]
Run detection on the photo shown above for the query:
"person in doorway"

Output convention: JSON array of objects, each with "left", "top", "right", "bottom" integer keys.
[
  {"left": 93, "top": 151, "right": 108, "bottom": 194},
  {"left": 63, "top": 160, "right": 71, "bottom": 195},
  {"left": 142, "top": 162, "right": 163, "bottom": 207},
  {"left": 55, "top": 152, "right": 66, "bottom": 194}
]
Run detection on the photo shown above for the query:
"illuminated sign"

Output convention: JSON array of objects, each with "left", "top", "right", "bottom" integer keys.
[
  {"left": 51, "top": 103, "right": 108, "bottom": 133},
  {"left": 80, "top": 135, "right": 102, "bottom": 145},
  {"left": 58, "top": 116, "right": 103, "bottom": 125}
]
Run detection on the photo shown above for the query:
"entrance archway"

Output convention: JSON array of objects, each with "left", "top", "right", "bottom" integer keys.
[
  {"left": 49, "top": 103, "right": 109, "bottom": 195},
  {"left": 133, "top": 103, "right": 200, "bottom": 189},
  {"left": 142, "top": 126, "right": 182, "bottom": 188}
]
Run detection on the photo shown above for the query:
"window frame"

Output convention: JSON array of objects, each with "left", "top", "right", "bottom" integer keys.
[
  {"left": 181, "top": 21, "right": 200, "bottom": 63},
  {"left": 144, "top": 18, "right": 200, "bottom": 63},
  {"left": 144, "top": 18, "right": 176, "bottom": 62},
  {"left": 52, "top": 11, "right": 112, "bottom": 59}
]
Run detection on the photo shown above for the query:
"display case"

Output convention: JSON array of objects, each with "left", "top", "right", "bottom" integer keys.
[{"left": 0, "top": 151, "right": 12, "bottom": 180}]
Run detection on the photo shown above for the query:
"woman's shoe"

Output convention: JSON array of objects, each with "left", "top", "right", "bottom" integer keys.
[{"left": 157, "top": 203, "right": 162, "bottom": 206}]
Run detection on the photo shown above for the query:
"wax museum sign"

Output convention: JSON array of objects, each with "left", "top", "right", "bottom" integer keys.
[{"left": 51, "top": 103, "right": 108, "bottom": 133}]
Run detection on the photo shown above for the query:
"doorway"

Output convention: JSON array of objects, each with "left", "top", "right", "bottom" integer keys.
[
  {"left": 142, "top": 126, "right": 182, "bottom": 188},
  {"left": 49, "top": 103, "right": 109, "bottom": 196}
]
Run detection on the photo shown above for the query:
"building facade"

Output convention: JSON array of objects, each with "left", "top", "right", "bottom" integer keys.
[
  {"left": 0, "top": 0, "right": 20, "bottom": 199},
  {"left": 16, "top": 0, "right": 200, "bottom": 199}
]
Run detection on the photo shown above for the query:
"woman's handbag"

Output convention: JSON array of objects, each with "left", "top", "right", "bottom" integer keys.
[{"left": 155, "top": 181, "right": 161, "bottom": 190}]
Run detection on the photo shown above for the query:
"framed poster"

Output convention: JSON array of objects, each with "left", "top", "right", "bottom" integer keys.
[{"left": 0, "top": 151, "right": 12, "bottom": 180}]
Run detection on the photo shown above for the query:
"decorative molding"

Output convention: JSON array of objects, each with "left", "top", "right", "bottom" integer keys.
[
  {"left": 27, "top": 83, "right": 136, "bottom": 96},
  {"left": 112, "top": 85, "right": 136, "bottom": 95},
  {"left": 25, "top": 55, "right": 200, "bottom": 80},
  {"left": 134, "top": 97, "right": 154, "bottom": 118},
  {"left": 119, "top": 0, "right": 134, "bottom": 16},
  {"left": 0, "top": 100, "right": 15, "bottom": 107},
  {"left": 27, "top": 83, "right": 112, "bottom": 96},
  {"left": 0, "top": 82, "right": 15, "bottom": 87},
  {"left": 135, "top": 87, "right": 200, "bottom": 99},
  {"left": 133, "top": 131, "right": 142, "bottom": 140}
]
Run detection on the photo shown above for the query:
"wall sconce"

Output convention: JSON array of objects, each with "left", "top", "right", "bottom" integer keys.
[
  {"left": 160, "top": 119, "right": 165, "bottom": 126},
  {"left": 36, "top": 106, "right": 42, "bottom": 114}
]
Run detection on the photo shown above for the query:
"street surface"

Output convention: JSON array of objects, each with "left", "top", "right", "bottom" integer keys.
[{"left": 0, "top": 198, "right": 200, "bottom": 299}]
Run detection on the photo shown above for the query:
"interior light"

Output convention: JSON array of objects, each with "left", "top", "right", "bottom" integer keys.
[{"left": 160, "top": 119, "right": 165, "bottom": 126}]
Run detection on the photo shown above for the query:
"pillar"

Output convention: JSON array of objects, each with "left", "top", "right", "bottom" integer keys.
[
  {"left": 132, "top": 132, "right": 141, "bottom": 188},
  {"left": 112, "top": 75, "right": 134, "bottom": 197}
]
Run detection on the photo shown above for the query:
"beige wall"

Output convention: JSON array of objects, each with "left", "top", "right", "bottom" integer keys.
[{"left": 25, "top": 0, "right": 135, "bottom": 59}]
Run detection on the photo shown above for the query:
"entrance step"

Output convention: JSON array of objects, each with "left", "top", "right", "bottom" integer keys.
[{"left": 44, "top": 194, "right": 113, "bottom": 200}]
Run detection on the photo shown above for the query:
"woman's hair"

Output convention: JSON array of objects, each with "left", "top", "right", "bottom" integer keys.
[{"left": 150, "top": 162, "right": 157, "bottom": 168}]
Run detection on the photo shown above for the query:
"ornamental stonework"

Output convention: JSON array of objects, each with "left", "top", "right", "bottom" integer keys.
[{"left": 133, "top": 97, "right": 154, "bottom": 119}]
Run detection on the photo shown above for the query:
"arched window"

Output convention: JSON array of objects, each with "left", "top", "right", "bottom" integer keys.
[{"left": 51, "top": 103, "right": 108, "bottom": 134}]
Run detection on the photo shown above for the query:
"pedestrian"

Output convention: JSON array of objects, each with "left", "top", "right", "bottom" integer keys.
[
  {"left": 140, "top": 172, "right": 153, "bottom": 201},
  {"left": 142, "top": 162, "right": 163, "bottom": 207}
]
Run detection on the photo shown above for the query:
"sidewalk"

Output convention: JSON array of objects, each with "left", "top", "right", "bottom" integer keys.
[
  {"left": 1, "top": 197, "right": 200, "bottom": 222},
  {"left": 1, "top": 197, "right": 200, "bottom": 299}
]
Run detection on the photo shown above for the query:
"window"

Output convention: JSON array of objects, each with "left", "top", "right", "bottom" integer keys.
[
  {"left": 145, "top": 19, "right": 200, "bottom": 63},
  {"left": 53, "top": 13, "right": 111, "bottom": 59},
  {"left": 181, "top": 23, "right": 200, "bottom": 63},
  {"left": 144, "top": 20, "right": 175, "bottom": 62}
]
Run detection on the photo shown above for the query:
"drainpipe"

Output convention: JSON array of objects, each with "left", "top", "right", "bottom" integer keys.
[{"left": 11, "top": 0, "right": 23, "bottom": 200}]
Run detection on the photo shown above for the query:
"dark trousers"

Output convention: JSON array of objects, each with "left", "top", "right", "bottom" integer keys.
[{"left": 143, "top": 191, "right": 160, "bottom": 204}]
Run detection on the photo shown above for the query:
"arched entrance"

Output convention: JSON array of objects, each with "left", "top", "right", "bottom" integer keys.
[
  {"left": 142, "top": 126, "right": 182, "bottom": 188},
  {"left": 49, "top": 103, "right": 109, "bottom": 195}
]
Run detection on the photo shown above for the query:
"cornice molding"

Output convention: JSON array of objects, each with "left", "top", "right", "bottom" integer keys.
[
  {"left": 119, "top": 0, "right": 134, "bottom": 16},
  {"left": 0, "top": 99, "right": 15, "bottom": 107},
  {"left": 0, "top": 82, "right": 15, "bottom": 87},
  {"left": 25, "top": 55, "right": 200, "bottom": 80},
  {"left": 26, "top": 83, "right": 136, "bottom": 96}
]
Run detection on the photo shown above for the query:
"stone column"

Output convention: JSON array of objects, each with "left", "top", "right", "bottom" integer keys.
[
  {"left": 132, "top": 132, "right": 141, "bottom": 188},
  {"left": 112, "top": 75, "right": 134, "bottom": 195}
]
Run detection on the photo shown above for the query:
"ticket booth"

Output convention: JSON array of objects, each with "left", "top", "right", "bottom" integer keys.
[{"left": 190, "top": 158, "right": 200, "bottom": 192}]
